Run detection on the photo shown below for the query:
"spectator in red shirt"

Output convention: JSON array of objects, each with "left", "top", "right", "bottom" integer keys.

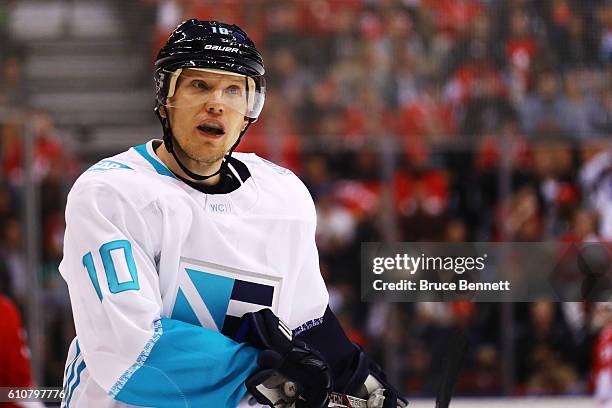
[
  {"left": 1, "top": 112, "right": 64, "bottom": 186},
  {"left": 0, "top": 295, "right": 40, "bottom": 408},
  {"left": 398, "top": 79, "right": 456, "bottom": 146},
  {"left": 424, "top": 0, "right": 484, "bottom": 41}
]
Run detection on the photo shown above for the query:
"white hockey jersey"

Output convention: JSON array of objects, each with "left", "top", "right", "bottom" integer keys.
[{"left": 59, "top": 140, "right": 329, "bottom": 408}]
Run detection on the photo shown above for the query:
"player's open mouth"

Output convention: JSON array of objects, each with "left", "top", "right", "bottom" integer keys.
[{"left": 197, "top": 123, "right": 225, "bottom": 136}]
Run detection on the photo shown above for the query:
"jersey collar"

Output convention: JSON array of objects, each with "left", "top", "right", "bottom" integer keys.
[{"left": 133, "top": 140, "right": 259, "bottom": 213}]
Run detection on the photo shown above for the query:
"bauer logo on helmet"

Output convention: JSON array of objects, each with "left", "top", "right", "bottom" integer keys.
[{"left": 204, "top": 45, "right": 239, "bottom": 53}]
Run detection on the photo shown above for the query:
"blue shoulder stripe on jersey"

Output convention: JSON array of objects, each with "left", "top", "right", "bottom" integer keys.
[
  {"left": 66, "top": 359, "right": 87, "bottom": 408},
  {"left": 87, "top": 159, "right": 133, "bottom": 172},
  {"left": 133, "top": 143, "right": 176, "bottom": 179},
  {"left": 110, "top": 318, "right": 259, "bottom": 408}
]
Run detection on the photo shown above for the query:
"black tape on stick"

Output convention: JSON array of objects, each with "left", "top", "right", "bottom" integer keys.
[{"left": 435, "top": 330, "right": 468, "bottom": 408}]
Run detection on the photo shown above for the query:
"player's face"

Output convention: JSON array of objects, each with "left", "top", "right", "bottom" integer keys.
[{"left": 165, "top": 69, "right": 249, "bottom": 168}]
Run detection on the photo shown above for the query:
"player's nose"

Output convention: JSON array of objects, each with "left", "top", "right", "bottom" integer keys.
[{"left": 204, "top": 101, "right": 224, "bottom": 115}]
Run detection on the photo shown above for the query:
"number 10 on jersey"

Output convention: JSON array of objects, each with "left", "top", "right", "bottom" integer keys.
[{"left": 82, "top": 239, "right": 140, "bottom": 301}]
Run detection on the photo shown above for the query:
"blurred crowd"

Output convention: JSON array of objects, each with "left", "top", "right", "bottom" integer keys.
[
  {"left": 0, "top": 0, "right": 79, "bottom": 390},
  {"left": 1, "top": 0, "right": 611, "bottom": 399},
  {"left": 0, "top": 111, "right": 78, "bottom": 387}
]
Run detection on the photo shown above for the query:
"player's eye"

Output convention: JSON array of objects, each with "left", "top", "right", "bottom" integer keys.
[
  {"left": 192, "top": 80, "right": 210, "bottom": 90},
  {"left": 225, "top": 85, "right": 243, "bottom": 96}
]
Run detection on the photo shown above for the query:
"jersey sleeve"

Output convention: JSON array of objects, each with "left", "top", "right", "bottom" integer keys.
[
  {"left": 287, "top": 184, "right": 329, "bottom": 331},
  {"left": 60, "top": 178, "right": 259, "bottom": 408}
]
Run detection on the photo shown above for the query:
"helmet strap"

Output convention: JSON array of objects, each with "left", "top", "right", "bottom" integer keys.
[
  {"left": 156, "top": 107, "right": 175, "bottom": 154},
  {"left": 155, "top": 106, "right": 254, "bottom": 182}
]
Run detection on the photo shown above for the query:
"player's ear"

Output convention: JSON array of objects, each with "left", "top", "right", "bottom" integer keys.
[{"left": 159, "top": 106, "right": 167, "bottom": 118}]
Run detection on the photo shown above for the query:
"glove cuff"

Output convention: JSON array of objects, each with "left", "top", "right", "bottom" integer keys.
[
  {"left": 234, "top": 308, "right": 294, "bottom": 355},
  {"left": 341, "top": 349, "right": 370, "bottom": 396}
]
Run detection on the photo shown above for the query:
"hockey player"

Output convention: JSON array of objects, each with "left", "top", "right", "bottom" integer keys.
[{"left": 60, "top": 19, "right": 407, "bottom": 408}]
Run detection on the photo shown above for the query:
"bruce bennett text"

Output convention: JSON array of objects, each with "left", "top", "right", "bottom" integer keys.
[{"left": 372, "top": 279, "right": 511, "bottom": 292}]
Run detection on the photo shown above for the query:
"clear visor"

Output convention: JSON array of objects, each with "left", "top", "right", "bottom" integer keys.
[{"left": 159, "top": 68, "right": 265, "bottom": 119}]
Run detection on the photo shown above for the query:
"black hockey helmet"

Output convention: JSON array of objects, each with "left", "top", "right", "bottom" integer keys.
[
  {"left": 153, "top": 19, "right": 266, "bottom": 181},
  {"left": 154, "top": 19, "right": 265, "bottom": 115}
]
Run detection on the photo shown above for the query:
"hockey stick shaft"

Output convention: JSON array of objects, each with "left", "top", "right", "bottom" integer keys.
[{"left": 435, "top": 330, "right": 468, "bottom": 408}]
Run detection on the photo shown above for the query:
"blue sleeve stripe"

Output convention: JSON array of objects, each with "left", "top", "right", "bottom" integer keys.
[
  {"left": 63, "top": 348, "right": 82, "bottom": 404},
  {"left": 133, "top": 143, "right": 177, "bottom": 179},
  {"left": 64, "top": 340, "right": 81, "bottom": 379},
  {"left": 109, "top": 319, "right": 163, "bottom": 398},
  {"left": 66, "top": 360, "right": 87, "bottom": 408}
]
